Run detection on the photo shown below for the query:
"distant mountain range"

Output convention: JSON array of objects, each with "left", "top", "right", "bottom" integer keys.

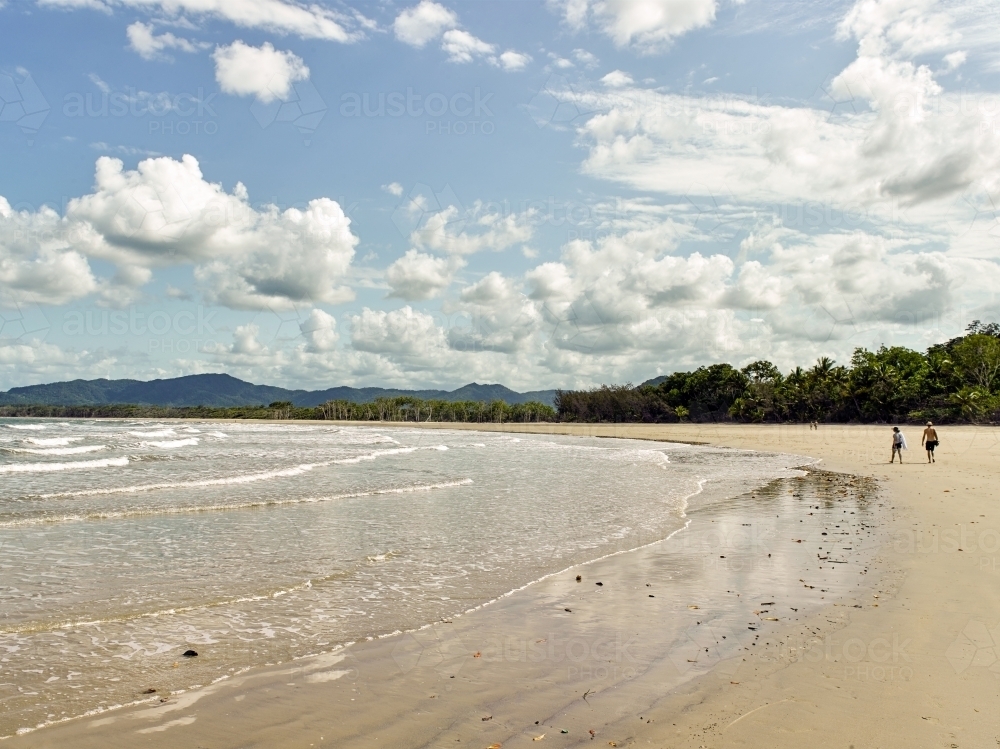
[{"left": 0, "top": 374, "right": 559, "bottom": 408}]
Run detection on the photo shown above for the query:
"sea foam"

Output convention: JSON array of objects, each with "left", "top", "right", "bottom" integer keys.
[{"left": 0, "top": 457, "right": 129, "bottom": 474}]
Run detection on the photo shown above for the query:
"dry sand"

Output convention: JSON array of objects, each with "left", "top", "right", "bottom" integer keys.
[{"left": 8, "top": 423, "right": 999, "bottom": 748}]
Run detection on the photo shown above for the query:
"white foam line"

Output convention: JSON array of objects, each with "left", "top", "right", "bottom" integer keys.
[
  {"left": 0, "top": 457, "right": 128, "bottom": 474},
  {"left": 37, "top": 463, "right": 322, "bottom": 499},
  {"left": 2, "top": 578, "right": 323, "bottom": 635},
  {"left": 3, "top": 481, "right": 474, "bottom": 622},
  {"left": 31, "top": 444, "right": 437, "bottom": 501},
  {"left": 141, "top": 438, "right": 199, "bottom": 449},
  {"left": 9, "top": 445, "right": 106, "bottom": 456},
  {"left": 3, "top": 424, "right": 46, "bottom": 430},
  {"left": 26, "top": 437, "right": 83, "bottom": 447},
  {"left": 331, "top": 446, "right": 419, "bottom": 464},
  {"left": 4, "top": 694, "right": 163, "bottom": 740},
  {"left": 128, "top": 429, "right": 176, "bottom": 438},
  {"left": 3, "top": 479, "right": 474, "bottom": 527}
]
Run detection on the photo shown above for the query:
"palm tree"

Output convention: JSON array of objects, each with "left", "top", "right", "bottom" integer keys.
[{"left": 810, "top": 356, "right": 835, "bottom": 379}]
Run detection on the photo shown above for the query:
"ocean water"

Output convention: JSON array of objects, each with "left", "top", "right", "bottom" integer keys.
[{"left": 0, "top": 419, "right": 808, "bottom": 737}]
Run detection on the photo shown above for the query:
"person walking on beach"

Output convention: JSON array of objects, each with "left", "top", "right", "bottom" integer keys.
[
  {"left": 890, "top": 426, "right": 907, "bottom": 463},
  {"left": 922, "top": 421, "right": 939, "bottom": 463}
]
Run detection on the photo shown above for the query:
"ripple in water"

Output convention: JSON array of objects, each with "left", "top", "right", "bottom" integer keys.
[{"left": 0, "top": 419, "right": 808, "bottom": 738}]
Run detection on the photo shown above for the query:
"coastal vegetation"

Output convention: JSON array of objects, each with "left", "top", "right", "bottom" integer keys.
[
  {"left": 3, "top": 322, "right": 999, "bottom": 425},
  {"left": 0, "top": 397, "right": 557, "bottom": 423},
  {"left": 556, "top": 321, "right": 1000, "bottom": 424}
]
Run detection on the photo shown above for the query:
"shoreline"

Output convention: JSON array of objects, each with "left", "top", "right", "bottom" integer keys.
[
  {"left": 0, "top": 424, "right": 799, "bottom": 740},
  {"left": 5, "top": 423, "right": 998, "bottom": 748},
  {"left": 6, "top": 465, "right": 884, "bottom": 748},
  {"left": 5, "top": 426, "right": 882, "bottom": 748}
]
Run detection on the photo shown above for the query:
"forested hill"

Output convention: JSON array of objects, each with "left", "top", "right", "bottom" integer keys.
[{"left": 0, "top": 374, "right": 558, "bottom": 408}]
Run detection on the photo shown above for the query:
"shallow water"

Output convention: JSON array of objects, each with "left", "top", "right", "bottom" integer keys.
[{"left": 0, "top": 419, "right": 809, "bottom": 737}]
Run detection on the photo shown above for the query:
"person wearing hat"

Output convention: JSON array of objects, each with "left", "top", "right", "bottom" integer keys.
[{"left": 922, "top": 421, "right": 939, "bottom": 463}]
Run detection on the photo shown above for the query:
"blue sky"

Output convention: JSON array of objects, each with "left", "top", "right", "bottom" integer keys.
[{"left": 1, "top": 0, "right": 999, "bottom": 390}]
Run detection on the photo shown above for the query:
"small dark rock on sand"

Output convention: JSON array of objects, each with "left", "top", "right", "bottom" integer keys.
[{"left": 182, "top": 649, "right": 199, "bottom": 657}]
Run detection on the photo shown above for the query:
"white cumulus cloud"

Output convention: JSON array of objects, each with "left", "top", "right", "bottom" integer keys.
[
  {"left": 126, "top": 21, "right": 205, "bottom": 60},
  {"left": 441, "top": 29, "right": 496, "bottom": 63},
  {"left": 410, "top": 204, "right": 534, "bottom": 255},
  {"left": 393, "top": 2, "right": 530, "bottom": 71},
  {"left": 40, "top": 0, "right": 364, "bottom": 42},
  {"left": 385, "top": 249, "right": 463, "bottom": 301},
  {"left": 447, "top": 272, "right": 541, "bottom": 353},
  {"left": 0, "top": 340, "right": 120, "bottom": 389},
  {"left": 299, "top": 308, "right": 339, "bottom": 352},
  {"left": 552, "top": 0, "right": 717, "bottom": 50},
  {"left": 601, "top": 69, "right": 633, "bottom": 87},
  {"left": 230, "top": 323, "right": 267, "bottom": 355},
  {"left": 0, "top": 198, "right": 98, "bottom": 306},
  {"left": 499, "top": 50, "right": 532, "bottom": 71},
  {"left": 65, "top": 154, "right": 358, "bottom": 310},
  {"left": 213, "top": 41, "right": 309, "bottom": 102},
  {"left": 393, "top": 0, "right": 458, "bottom": 46},
  {"left": 350, "top": 306, "right": 447, "bottom": 359}
]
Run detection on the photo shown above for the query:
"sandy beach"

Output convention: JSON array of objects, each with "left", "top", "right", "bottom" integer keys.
[{"left": 6, "top": 423, "right": 999, "bottom": 748}]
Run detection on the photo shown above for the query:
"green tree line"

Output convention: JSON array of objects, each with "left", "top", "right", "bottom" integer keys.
[
  {"left": 4, "top": 322, "right": 999, "bottom": 425},
  {"left": 0, "top": 397, "right": 557, "bottom": 423},
  {"left": 555, "top": 321, "right": 1000, "bottom": 424}
]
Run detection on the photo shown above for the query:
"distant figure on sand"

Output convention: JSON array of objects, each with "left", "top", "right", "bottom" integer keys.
[
  {"left": 891, "top": 427, "right": 907, "bottom": 463},
  {"left": 922, "top": 422, "right": 939, "bottom": 463}
]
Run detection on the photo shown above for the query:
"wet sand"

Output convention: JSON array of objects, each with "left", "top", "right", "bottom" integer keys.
[{"left": 8, "top": 423, "right": 999, "bottom": 748}]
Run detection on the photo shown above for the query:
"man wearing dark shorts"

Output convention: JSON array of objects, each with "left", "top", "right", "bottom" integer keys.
[
  {"left": 922, "top": 422, "right": 939, "bottom": 463},
  {"left": 891, "top": 427, "right": 906, "bottom": 463}
]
